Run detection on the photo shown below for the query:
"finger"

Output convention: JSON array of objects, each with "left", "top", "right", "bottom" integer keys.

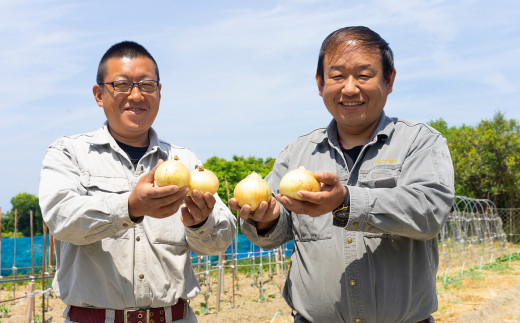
[
  {"left": 149, "top": 185, "right": 183, "bottom": 199},
  {"left": 277, "top": 194, "right": 308, "bottom": 214},
  {"left": 188, "top": 190, "right": 214, "bottom": 211},
  {"left": 203, "top": 192, "right": 216, "bottom": 210},
  {"left": 140, "top": 159, "right": 164, "bottom": 185},
  {"left": 228, "top": 198, "right": 241, "bottom": 211},
  {"left": 267, "top": 196, "right": 280, "bottom": 215},
  {"left": 152, "top": 187, "right": 189, "bottom": 205},
  {"left": 180, "top": 206, "right": 195, "bottom": 226},
  {"left": 238, "top": 204, "right": 253, "bottom": 220},
  {"left": 183, "top": 196, "right": 204, "bottom": 222},
  {"left": 314, "top": 171, "right": 341, "bottom": 186},
  {"left": 150, "top": 197, "right": 185, "bottom": 218},
  {"left": 250, "top": 201, "right": 268, "bottom": 221},
  {"left": 296, "top": 190, "right": 325, "bottom": 205}
]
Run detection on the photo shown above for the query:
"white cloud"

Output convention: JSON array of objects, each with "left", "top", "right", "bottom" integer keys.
[{"left": 1, "top": 0, "right": 519, "bottom": 210}]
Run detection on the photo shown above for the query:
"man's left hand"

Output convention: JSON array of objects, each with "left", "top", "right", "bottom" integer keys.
[
  {"left": 277, "top": 171, "right": 346, "bottom": 217},
  {"left": 180, "top": 190, "right": 216, "bottom": 226}
]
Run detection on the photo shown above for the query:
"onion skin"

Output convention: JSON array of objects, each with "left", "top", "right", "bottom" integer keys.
[
  {"left": 154, "top": 156, "right": 191, "bottom": 188},
  {"left": 279, "top": 166, "right": 321, "bottom": 201},
  {"left": 189, "top": 166, "right": 219, "bottom": 195},
  {"left": 234, "top": 172, "right": 272, "bottom": 211}
]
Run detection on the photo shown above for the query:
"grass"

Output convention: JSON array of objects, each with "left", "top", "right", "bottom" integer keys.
[{"left": 438, "top": 251, "right": 520, "bottom": 290}]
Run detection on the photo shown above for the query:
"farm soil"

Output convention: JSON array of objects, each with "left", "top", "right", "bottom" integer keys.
[{"left": 1, "top": 261, "right": 519, "bottom": 323}]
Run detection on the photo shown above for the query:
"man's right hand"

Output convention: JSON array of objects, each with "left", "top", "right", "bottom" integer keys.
[
  {"left": 228, "top": 196, "right": 280, "bottom": 233},
  {"left": 128, "top": 159, "right": 189, "bottom": 219}
]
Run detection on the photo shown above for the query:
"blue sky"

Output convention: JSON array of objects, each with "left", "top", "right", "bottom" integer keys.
[{"left": 1, "top": 0, "right": 519, "bottom": 212}]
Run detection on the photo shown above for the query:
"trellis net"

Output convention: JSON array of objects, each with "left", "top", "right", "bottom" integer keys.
[{"left": 438, "top": 196, "right": 510, "bottom": 271}]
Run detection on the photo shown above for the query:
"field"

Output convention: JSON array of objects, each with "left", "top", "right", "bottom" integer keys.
[{"left": 1, "top": 255, "right": 519, "bottom": 323}]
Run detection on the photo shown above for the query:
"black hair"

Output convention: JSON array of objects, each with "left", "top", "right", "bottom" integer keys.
[
  {"left": 316, "top": 26, "right": 394, "bottom": 82},
  {"left": 96, "top": 41, "right": 160, "bottom": 84}
]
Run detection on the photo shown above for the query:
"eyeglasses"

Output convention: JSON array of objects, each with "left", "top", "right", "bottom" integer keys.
[{"left": 99, "top": 80, "right": 159, "bottom": 93}]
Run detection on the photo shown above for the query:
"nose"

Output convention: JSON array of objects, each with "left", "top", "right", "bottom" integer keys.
[
  {"left": 341, "top": 76, "right": 360, "bottom": 96},
  {"left": 128, "top": 84, "right": 145, "bottom": 101}
]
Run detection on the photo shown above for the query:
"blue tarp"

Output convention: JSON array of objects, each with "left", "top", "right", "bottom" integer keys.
[
  {"left": 1, "top": 234, "right": 293, "bottom": 276},
  {"left": 0, "top": 234, "right": 49, "bottom": 276}
]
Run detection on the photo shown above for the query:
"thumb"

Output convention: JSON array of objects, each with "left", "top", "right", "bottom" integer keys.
[
  {"left": 314, "top": 171, "right": 340, "bottom": 186},
  {"left": 142, "top": 159, "right": 164, "bottom": 184}
]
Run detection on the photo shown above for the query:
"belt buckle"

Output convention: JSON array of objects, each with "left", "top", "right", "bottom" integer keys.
[{"left": 123, "top": 308, "right": 150, "bottom": 323}]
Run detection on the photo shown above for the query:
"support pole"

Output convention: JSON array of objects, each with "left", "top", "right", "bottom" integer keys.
[{"left": 24, "top": 282, "right": 35, "bottom": 323}]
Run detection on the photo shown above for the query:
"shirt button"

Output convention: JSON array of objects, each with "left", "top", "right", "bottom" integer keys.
[
  {"left": 347, "top": 238, "right": 353, "bottom": 243},
  {"left": 139, "top": 274, "right": 144, "bottom": 279},
  {"left": 352, "top": 222, "right": 358, "bottom": 228},
  {"left": 350, "top": 280, "right": 356, "bottom": 286},
  {"left": 356, "top": 319, "right": 362, "bottom": 323},
  {"left": 136, "top": 236, "right": 140, "bottom": 241}
]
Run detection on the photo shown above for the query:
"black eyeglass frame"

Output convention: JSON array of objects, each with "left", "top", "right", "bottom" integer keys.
[{"left": 99, "top": 80, "right": 160, "bottom": 93}]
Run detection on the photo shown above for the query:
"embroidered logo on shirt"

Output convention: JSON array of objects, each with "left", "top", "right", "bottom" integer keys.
[{"left": 374, "top": 158, "right": 397, "bottom": 164}]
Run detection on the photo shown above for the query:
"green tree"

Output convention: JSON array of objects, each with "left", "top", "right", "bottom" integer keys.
[
  {"left": 203, "top": 155, "right": 275, "bottom": 207},
  {"left": 429, "top": 111, "right": 520, "bottom": 208},
  {"left": 2, "top": 193, "right": 43, "bottom": 236}
]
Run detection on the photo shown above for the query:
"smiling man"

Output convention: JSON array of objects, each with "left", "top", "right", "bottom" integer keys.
[
  {"left": 230, "top": 26, "right": 455, "bottom": 322},
  {"left": 39, "top": 41, "right": 236, "bottom": 323}
]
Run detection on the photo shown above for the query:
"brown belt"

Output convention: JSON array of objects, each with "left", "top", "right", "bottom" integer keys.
[{"left": 68, "top": 299, "right": 188, "bottom": 323}]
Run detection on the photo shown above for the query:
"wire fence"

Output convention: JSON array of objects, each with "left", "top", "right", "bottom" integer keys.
[
  {"left": 438, "top": 196, "right": 518, "bottom": 274},
  {"left": 1, "top": 197, "right": 520, "bottom": 321}
]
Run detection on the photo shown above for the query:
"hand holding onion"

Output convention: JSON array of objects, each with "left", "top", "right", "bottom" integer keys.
[
  {"left": 229, "top": 172, "right": 280, "bottom": 232},
  {"left": 189, "top": 166, "right": 219, "bottom": 196},
  {"left": 233, "top": 172, "right": 272, "bottom": 212},
  {"left": 154, "top": 155, "right": 191, "bottom": 188},
  {"left": 279, "top": 166, "right": 321, "bottom": 201},
  {"left": 128, "top": 159, "right": 190, "bottom": 220},
  {"left": 276, "top": 170, "right": 347, "bottom": 218},
  {"left": 181, "top": 166, "right": 219, "bottom": 227}
]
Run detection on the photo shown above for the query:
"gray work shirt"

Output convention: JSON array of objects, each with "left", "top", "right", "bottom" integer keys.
[
  {"left": 242, "top": 113, "right": 455, "bottom": 323},
  {"left": 39, "top": 123, "right": 236, "bottom": 310}
]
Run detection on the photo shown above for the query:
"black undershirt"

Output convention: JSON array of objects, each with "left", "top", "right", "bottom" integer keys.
[
  {"left": 338, "top": 138, "right": 362, "bottom": 171},
  {"left": 116, "top": 140, "right": 148, "bottom": 169}
]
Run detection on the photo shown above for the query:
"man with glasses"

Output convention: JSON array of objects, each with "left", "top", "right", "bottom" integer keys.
[{"left": 39, "top": 41, "right": 236, "bottom": 322}]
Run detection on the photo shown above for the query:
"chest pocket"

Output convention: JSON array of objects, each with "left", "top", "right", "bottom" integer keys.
[
  {"left": 79, "top": 173, "right": 131, "bottom": 240},
  {"left": 357, "top": 165, "right": 401, "bottom": 188},
  {"left": 80, "top": 172, "right": 130, "bottom": 195},
  {"left": 143, "top": 214, "right": 188, "bottom": 251},
  {"left": 292, "top": 212, "right": 332, "bottom": 241}
]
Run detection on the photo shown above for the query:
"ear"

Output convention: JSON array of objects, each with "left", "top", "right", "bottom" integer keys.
[
  {"left": 386, "top": 68, "right": 396, "bottom": 95},
  {"left": 316, "top": 74, "right": 324, "bottom": 97},
  {"left": 93, "top": 84, "right": 104, "bottom": 107}
]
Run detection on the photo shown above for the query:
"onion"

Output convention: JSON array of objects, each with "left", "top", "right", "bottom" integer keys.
[
  {"left": 154, "top": 155, "right": 191, "bottom": 188},
  {"left": 189, "top": 166, "right": 219, "bottom": 195},
  {"left": 279, "top": 166, "right": 321, "bottom": 201},
  {"left": 234, "top": 172, "right": 272, "bottom": 211}
]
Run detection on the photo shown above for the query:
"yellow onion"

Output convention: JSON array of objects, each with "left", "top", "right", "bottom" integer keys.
[
  {"left": 154, "top": 155, "right": 191, "bottom": 188},
  {"left": 234, "top": 172, "right": 272, "bottom": 211},
  {"left": 279, "top": 166, "right": 321, "bottom": 201},
  {"left": 189, "top": 166, "right": 219, "bottom": 195}
]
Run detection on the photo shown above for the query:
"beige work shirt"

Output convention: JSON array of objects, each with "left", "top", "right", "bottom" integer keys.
[{"left": 39, "top": 123, "right": 236, "bottom": 310}]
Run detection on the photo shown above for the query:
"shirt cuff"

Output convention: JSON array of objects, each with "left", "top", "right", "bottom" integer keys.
[{"left": 344, "top": 186, "right": 369, "bottom": 231}]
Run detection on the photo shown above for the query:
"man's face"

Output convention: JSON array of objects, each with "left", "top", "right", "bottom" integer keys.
[
  {"left": 93, "top": 56, "right": 161, "bottom": 145},
  {"left": 317, "top": 45, "right": 395, "bottom": 140}
]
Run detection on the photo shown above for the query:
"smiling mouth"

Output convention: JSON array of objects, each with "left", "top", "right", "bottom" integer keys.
[
  {"left": 125, "top": 108, "right": 145, "bottom": 112},
  {"left": 341, "top": 102, "right": 364, "bottom": 107}
]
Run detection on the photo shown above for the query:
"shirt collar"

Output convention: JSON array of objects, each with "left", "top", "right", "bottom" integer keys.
[
  {"left": 313, "top": 110, "right": 395, "bottom": 148},
  {"left": 86, "top": 122, "right": 165, "bottom": 155}
]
